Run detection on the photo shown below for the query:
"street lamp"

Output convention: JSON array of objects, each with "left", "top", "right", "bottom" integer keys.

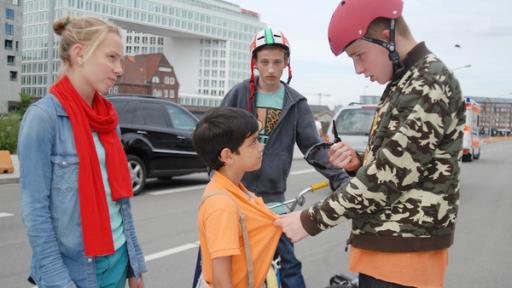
[{"left": 452, "top": 64, "right": 472, "bottom": 72}]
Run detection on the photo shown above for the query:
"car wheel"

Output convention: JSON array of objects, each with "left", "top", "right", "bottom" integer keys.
[
  {"left": 473, "top": 147, "right": 480, "bottom": 160},
  {"left": 128, "top": 155, "right": 146, "bottom": 195},
  {"left": 462, "top": 153, "right": 473, "bottom": 162}
]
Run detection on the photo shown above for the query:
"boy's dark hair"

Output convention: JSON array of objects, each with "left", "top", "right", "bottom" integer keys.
[
  {"left": 193, "top": 107, "right": 259, "bottom": 171},
  {"left": 366, "top": 16, "right": 412, "bottom": 40}
]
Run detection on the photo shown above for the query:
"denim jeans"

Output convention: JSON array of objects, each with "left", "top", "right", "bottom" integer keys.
[
  {"left": 359, "top": 273, "right": 413, "bottom": 288},
  {"left": 274, "top": 235, "right": 305, "bottom": 288}
]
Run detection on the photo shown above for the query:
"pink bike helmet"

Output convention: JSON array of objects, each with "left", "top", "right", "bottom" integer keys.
[{"left": 328, "top": 0, "right": 403, "bottom": 55}]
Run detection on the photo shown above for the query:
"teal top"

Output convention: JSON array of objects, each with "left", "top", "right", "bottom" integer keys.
[
  {"left": 92, "top": 132, "right": 126, "bottom": 250},
  {"left": 256, "top": 84, "right": 285, "bottom": 144}
]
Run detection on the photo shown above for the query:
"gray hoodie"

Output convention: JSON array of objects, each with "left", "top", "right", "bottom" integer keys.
[{"left": 221, "top": 79, "right": 350, "bottom": 203}]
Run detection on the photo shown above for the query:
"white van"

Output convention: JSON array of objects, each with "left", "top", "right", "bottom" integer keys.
[{"left": 326, "top": 104, "right": 378, "bottom": 154}]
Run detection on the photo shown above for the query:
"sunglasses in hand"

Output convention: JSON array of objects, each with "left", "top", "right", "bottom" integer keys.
[{"left": 304, "top": 120, "right": 342, "bottom": 170}]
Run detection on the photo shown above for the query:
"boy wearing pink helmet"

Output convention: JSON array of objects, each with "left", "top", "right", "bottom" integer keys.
[
  {"left": 222, "top": 28, "right": 350, "bottom": 287},
  {"left": 276, "top": 1, "right": 465, "bottom": 287}
]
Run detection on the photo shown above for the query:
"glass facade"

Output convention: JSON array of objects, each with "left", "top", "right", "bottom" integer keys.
[
  {"left": 22, "top": 0, "right": 266, "bottom": 102},
  {"left": 1, "top": 0, "right": 21, "bottom": 113}
]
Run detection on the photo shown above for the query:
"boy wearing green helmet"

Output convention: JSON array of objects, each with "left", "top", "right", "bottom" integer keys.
[
  {"left": 221, "top": 28, "right": 350, "bottom": 287},
  {"left": 276, "top": 1, "right": 465, "bottom": 287}
]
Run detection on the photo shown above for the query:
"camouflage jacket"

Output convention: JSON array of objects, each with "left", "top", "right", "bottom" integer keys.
[{"left": 300, "top": 43, "right": 465, "bottom": 252}]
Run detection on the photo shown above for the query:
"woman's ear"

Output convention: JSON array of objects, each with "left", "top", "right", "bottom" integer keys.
[
  {"left": 218, "top": 147, "right": 233, "bottom": 165},
  {"left": 69, "top": 43, "right": 85, "bottom": 65}
]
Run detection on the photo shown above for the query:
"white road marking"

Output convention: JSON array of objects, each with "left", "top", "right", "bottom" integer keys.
[
  {"left": 144, "top": 242, "right": 199, "bottom": 262},
  {"left": 0, "top": 213, "right": 13, "bottom": 218},
  {"left": 148, "top": 169, "right": 317, "bottom": 196},
  {"left": 289, "top": 169, "right": 316, "bottom": 175},
  {"left": 147, "top": 184, "right": 206, "bottom": 196}
]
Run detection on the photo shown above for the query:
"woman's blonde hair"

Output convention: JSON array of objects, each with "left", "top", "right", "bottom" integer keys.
[{"left": 53, "top": 16, "right": 121, "bottom": 72}]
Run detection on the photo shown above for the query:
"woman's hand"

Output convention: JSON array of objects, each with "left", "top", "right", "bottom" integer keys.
[{"left": 128, "top": 275, "right": 144, "bottom": 288}]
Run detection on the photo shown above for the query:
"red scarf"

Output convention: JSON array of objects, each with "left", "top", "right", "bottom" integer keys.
[{"left": 50, "top": 76, "right": 133, "bottom": 256}]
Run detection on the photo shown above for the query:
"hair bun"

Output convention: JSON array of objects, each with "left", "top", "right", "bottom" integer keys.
[{"left": 53, "top": 17, "right": 70, "bottom": 36}]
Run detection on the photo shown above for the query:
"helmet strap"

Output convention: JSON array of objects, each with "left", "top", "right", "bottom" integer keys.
[
  {"left": 249, "top": 58, "right": 256, "bottom": 113},
  {"left": 287, "top": 59, "right": 293, "bottom": 84},
  {"left": 362, "top": 19, "right": 403, "bottom": 74}
]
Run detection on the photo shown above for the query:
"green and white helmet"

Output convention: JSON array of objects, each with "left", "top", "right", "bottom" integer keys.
[
  {"left": 249, "top": 28, "right": 290, "bottom": 57},
  {"left": 248, "top": 28, "right": 292, "bottom": 111}
]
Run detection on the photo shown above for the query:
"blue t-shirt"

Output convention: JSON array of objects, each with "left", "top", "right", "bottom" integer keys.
[{"left": 256, "top": 84, "right": 285, "bottom": 145}]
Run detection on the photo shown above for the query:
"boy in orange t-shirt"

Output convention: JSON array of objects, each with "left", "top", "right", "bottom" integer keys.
[{"left": 193, "top": 107, "right": 282, "bottom": 288}]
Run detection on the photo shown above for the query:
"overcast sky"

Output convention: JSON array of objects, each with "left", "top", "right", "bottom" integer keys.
[{"left": 230, "top": 0, "right": 512, "bottom": 107}]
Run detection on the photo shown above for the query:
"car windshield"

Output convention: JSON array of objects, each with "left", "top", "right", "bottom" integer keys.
[{"left": 335, "top": 108, "right": 375, "bottom": 136}]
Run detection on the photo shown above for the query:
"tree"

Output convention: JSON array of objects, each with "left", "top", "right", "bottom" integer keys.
[{"left": 18, "top": 92, "right": 33, "bottom": 117}]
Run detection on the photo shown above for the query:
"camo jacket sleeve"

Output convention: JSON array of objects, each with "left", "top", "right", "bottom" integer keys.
[{"left": 300, "top": 56, "right": 464, "bottom": 235}]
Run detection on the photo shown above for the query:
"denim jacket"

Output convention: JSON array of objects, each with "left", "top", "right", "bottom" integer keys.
[{"left": 18, "top": 94, "right": 147, "bottom": 288}]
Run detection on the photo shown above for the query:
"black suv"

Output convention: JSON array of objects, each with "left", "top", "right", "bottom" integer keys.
[{"left": 110, "top": 96, "right": 206, "bottom": 195}]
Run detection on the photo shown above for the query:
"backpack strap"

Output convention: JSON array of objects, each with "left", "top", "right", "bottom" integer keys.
[{"left": 199, "top": 191, "right": 254, "bottom": 288}]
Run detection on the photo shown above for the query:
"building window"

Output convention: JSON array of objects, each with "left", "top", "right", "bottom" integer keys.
[
  {"left": 169, "top": 90, "right": 175, "bottom": 98},
  {"left": 152, "top": 76, "right": 160, "bottom": 83},
  {"left": 5, "top": 8, "right": 15, "bottom": 20},
  {"left": 169, "top": 77, "right": 175, "bottom": 85},
  {"left": 5, "top": 23, "right": 14, "bottom": 35},
  {"left": 9, "top": 71, "right": 17, "bottom": 81},
  {"left": 12, "top": 0, "right": 18, "bottom": 5},
  {"left": 126, "top": 36, "right": 132, "bottom": 44},
  {"left": 7, "top": 55, "right": 15, "bottom": 65}
]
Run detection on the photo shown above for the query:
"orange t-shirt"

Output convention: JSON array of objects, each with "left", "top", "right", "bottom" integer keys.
[
  {"left": 197, "top": 172, "right": 282, "bottom": 288},
  {"left": 349, "top": 247, "right": 448, "bottom": 288}
]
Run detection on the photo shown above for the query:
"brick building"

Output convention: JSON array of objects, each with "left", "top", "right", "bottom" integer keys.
[
  {"left": 108, "top": 53, "right": 179, "bottom": 101},
  {"left": 472, "top": 97, "right": 512, "bottom": 135}
]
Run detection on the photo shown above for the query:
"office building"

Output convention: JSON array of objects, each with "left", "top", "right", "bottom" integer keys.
[
  {"left": 22, "top": 0, "right": 266, "bottom": 106},
  {"left": 1, "top": 0, "right": 21, "bottom": 113}
]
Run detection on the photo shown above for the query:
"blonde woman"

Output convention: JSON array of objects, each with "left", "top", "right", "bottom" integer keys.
[{"left": 18, "top": 16, "right": 146, "bottom": 288}]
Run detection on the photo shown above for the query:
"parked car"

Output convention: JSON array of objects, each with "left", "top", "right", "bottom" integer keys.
[
  {"left": 326, "top": 104, "right": 378, "bottom": 154},
  {"left": 109, "top": 96, "right": 206, "bottom": 195}
]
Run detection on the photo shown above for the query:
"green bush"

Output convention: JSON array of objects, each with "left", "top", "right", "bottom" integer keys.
[{"left": 0, "top": 113, "right": 21, "bottom": 153}]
